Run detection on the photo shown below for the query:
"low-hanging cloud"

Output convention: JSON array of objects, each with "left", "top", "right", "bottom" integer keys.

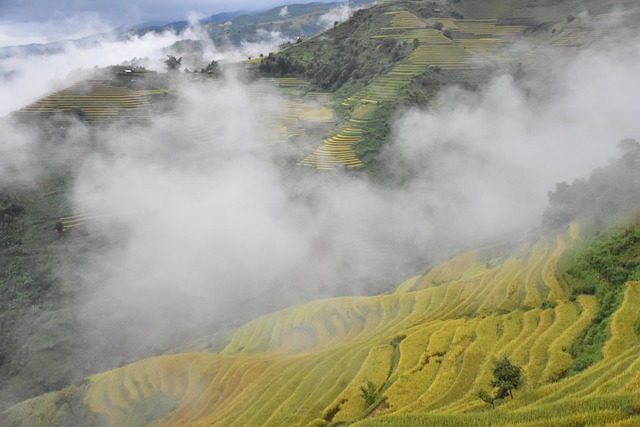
[
  {"left": 68, "top": 33, "right": 640, "bottom": 360},
  {"left": 317, "top": 4, "right": 363, "bottom": 29},
  {"left": 0, "top": 30, "right": 187, "bottom": 117},
  {"left": 60, "top": 73, "right": 439, "bottom": 359},
  {"left": 1, "top": 16, "right": 639, "bottom": 371},
  {"left": 0, "top": 17, "right": 296, "bottom": 117},
  {"left": 384, "top": 36, "right": 640, "bottom": 242}
]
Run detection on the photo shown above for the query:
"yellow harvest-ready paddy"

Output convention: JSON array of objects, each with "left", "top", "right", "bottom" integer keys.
[{"left": 80, "top": 225, "right": 640, "bottom": 426}]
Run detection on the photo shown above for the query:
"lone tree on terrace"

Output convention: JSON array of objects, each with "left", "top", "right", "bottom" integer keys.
[
  {"left": 479, "top": 356, "right": 523, "bottom": 407},
  {"left": 360, "top": 380, "right": 378, "bottom": 407},
  {"left": 492, "top": 356, "right": 523, "bottom": 399}
]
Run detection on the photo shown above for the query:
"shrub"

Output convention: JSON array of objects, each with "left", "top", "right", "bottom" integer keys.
[{"left": 360, "top": 380, "right": 378, "bottom": 407}]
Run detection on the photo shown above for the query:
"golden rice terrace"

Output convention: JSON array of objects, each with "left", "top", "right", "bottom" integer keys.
[{"left": 6, "top": 224, "right": 637, "bottom": 426}]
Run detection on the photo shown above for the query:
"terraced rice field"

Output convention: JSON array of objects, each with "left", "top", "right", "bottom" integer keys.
[
  {"left": 298, "top": 125, "right": 364, "bottom": 169},
  {"left": 15, "top": 81, "right": 168, "bottom": 124},
  {"left": 253, "top": 77, "right": 341, "bottom": 154},
  {"left": 77, "top": 224, "right": 640, "bottom": 426},
  {"left": 57, "top": 213, "right": 98, "bottom": 232},
  {"left": 552, "top": 27, "right": 631, "bottom": 47},
  {"left": 384, "top": 10, "right": 425, "bottom": 29},
  {"left": 262, "top": 76, "right": 310, "bottom": 89},
  {"left": 298, "top": 10, "right": 525, "bottom": 170},
  {"left": 551, "top": 5, "right": 640, "bottom": 48},
  {"left": 410, "top": 43, "right": 470, "bottom": 69},
  {"left": 379, "top": 16, "right": 525, "bottom": 72},
  {"left": 297, "top": 101, "right": 373, "bottom": 169}
]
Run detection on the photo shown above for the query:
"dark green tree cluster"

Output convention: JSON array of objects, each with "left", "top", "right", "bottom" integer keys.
[
  {"left": 258, "top": 6, "right": 412, "bottom": 92},
  {"left": 542, "top": 139, "right": 640, "bottom": 231},
  {"left": 302, "top": 34, "right": 409, "bottom": 91},
  {"left": 258, "top": 53, "right": 305, "bottom": 77},
  {"left": 198, "top": 59, "right": 221, "bottom": 76},
  {"left": 164, "top": 55, "right": 182, "bottom": 72},
  {"left": 566, "top": 222, "right": 640, "bottom": 374},
  {"left": 0, "top": 196, "right": 24, "bottom": 247}
]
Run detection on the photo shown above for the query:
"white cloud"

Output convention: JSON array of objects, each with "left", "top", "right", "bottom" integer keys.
[
  {"left": 1, "top": 11, "right": 639, "bottom": 366},
  {"left": 0, "top": 31, "right": 184, "bottom": 117},
  {"left": 318, "top": 4, "right": 362, "bottom": 29},
  {"left": 67, "top": 35, "right": 640, "bottom": 354},
  {"left": 385, "top": 37, "right": 640, "bottom": 241}
]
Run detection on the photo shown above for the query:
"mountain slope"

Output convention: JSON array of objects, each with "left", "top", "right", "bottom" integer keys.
[
  {"left": 4, "top": 222, "right": 639, "bottom": 426},
  {"left": 256, "top": 0, "right": 640, "bottom": 173},
  {"left": 2, "top": 0, "right": 640, "bottom": 424}
]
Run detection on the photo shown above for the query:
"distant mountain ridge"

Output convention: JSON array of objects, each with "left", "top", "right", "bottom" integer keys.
[{"left": 0, "top": 1, "right": 376, "bottom": 59}]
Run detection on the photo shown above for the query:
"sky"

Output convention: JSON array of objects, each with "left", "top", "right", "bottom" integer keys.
[{"left": 0, "top": 0, "right": 339, "bottom": 37}]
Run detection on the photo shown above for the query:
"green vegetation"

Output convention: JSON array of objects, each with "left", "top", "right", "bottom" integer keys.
[
  {"left": 258, "top": 7, "right": 409, "bottom": 92},
  {"left": 1, "top": 378, "right": 107, "bottom": 427},
  {"left": 543, "top": 139, "right": 640, "bottom": 231},
  {"left": 490, "top": 356, "right": 523, "bottom": 399},
  {"left": 360, "top": 380, "right": 378, "bottom": 407},
  {"left": 565, "top": 222, "right": 640, "bottom": 374},
  {"left": 478, "top": 357, "right": 523, "bottom": 408},
  {"left": 256, "top": 1, "right": 530, "bottom": 171}
]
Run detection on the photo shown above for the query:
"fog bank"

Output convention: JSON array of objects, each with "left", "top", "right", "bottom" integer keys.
[{"left": 1, "top": 24, "right": 639, "bottom": 364}]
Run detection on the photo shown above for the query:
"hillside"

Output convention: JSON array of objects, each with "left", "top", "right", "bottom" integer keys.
[
  {"left": 256, "top": 0, "right": 640, "bottom": 173},
  {"left": 3, "top": 217, "right": 640, "bottom": 426},
  {"left": 1, "top": 0, "right": 640, "bottom": 425}
]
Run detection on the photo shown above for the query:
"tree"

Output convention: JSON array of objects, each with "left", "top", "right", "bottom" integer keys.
[
  {"left": 360, "top": 380, "right": 378, "bottom": 406},
  {"left": 164, "top": 55, "right": 182, "bottom": 72},
  {"left": 491, "top": 356, "right": 523, "bottom": 399},
  {"left": 55, "top": 388, "right": 75, "bottom": 415},
  {"left": 202, "top": 59, "right": 220, "bottom": 76},
  {"left": 479, "top": 357, "right": 523, "bottom": 408}
]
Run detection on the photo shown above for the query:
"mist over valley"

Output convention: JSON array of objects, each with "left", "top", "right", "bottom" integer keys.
[{"left": 1, "top": 0, "right": 640, "bottom": 425}]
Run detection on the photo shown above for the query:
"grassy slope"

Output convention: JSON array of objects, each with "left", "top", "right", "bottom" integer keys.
[{"left": 5, "top": 223, "right": 639, "bottom": 426}]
